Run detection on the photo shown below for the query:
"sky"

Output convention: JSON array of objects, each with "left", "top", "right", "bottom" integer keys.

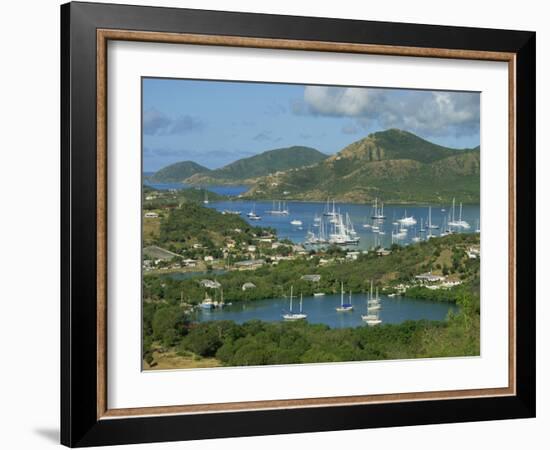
[{"left": 142, "top": 78, "right": 480, "bottom": 172}]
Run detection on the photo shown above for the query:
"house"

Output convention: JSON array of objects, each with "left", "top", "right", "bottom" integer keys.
[
  {"left": 301, "top": 274, "right": 321, "bottom": 282},
  {"left": 144, "top": 212, "right": 159, "bottom": 219},
  {"left": 376, "top": 248, "right": 392, "bottom": 256},
  {"left": 199, "top": 279, "right": 221, "bottom": 289},
  {"left": 441, "top": 280, "right": 462, "bottom": 288},
  {"left": 204, "top": 255, "right": 214, "bottom": 262},
  {"left": 415, "top": 272, "right": 445, "bottom": 283},
  {"left": 234, "top": 259, "right": 265, "bottom": 270},
  {"left": 242, "top": 282, "right": 256, "bottom": 291},
  {"left": 247, "top": 245, "right": 257, "bottom": 253}
]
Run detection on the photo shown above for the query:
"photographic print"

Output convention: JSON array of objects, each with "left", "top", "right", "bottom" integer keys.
[{"left": 141, "top": 78, "right": 481, "bottom": 370}]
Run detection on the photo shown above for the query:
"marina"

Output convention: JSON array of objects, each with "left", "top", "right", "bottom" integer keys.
[{"left": 206, "top": 198, "right": 480, "bottom": 250}]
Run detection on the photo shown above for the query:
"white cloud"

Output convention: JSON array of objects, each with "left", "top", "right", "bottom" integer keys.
[{"left": 297, "top": 86, "right": 479, "bottom": 138}]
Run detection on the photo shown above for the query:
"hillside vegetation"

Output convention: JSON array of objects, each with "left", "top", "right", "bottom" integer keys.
[
  {"left": 143, "top": 233, "right": 480, "bottom": 368},
  {"left": 157, "top": 202, "right": 272, "bottom": 256},
  {"left": 148, "top": 161, "right": 210, "bottom": 183},
  {"left": 151, "top": 146, "right": 328, "bottom": 185},
  {"left": 207, "top": 145, "right": 327, "bottom": 180},
  {"left": 245, "top": 129, "right": 480, "bottom": 203}
]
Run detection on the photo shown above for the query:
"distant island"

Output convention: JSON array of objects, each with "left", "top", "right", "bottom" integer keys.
[
  {"left": 148, "top": 145, "right": 327, "bottom": 184},
  {"left": 147, "top": 129, "right": 480, "bottom": 204}
]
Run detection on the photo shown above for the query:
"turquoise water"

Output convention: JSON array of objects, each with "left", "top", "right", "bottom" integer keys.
[{"left": 194, "top": 293, "right": 458, "bottom": 328}]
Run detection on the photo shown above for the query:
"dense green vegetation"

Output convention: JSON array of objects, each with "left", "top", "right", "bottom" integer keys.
[
  {"left": 184, "top": 146, "right": 327, "bottom": 183},
  {"left": 143, "top": 295, "right": 479, "bottom": 367},
  {"left": 144, "top": 233, "right": 480, "bottom": 306},
  {"left": 246, "top": 129, "right": 480, "bottom": 203},
  {"left": 155, "top": 202, "right": 273, "bottom": 256},
  {"left": 148, "top": 161, "right": 210, "bottom": 183},
  {"left": 143, "top": 186, "right": 226, "bottom": 210},
  {"left": 142, "top": 232, "right": 480, "bottom": 368}
]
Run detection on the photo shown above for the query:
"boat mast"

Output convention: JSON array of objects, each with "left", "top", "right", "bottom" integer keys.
[
  {"left": 341, "top": 282, "right": 344, "bottom": 306},
  {"left": 452, "top": 198, "right": 456, "bottom": 223}
]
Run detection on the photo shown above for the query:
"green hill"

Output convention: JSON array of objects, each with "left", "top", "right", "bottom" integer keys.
[
  {"left": 245, "top": 129, "right": 480, "bottom": 204},
  {"left": 337, "top": 129, "right": 464, "bottom": 163},
  {"left": 149, "top": 161, "right": 210, "bottom": 183},
  {"left": 185, "top": 146, "right": 327, "bottom": 184}
]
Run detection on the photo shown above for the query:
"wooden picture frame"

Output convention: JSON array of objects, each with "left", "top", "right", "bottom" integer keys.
[{"left": 61, "top": 1, "right": 535, "bottom": 447}]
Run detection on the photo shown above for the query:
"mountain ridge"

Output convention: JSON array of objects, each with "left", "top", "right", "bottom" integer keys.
[
  {"left": 244, "top": 129, "right": 480, "bottom": 204},
  {"left": 150, "top": 146, "right": 328, "bottom": 185}
]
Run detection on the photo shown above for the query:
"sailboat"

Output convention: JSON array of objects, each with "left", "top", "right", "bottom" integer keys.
[
  {"left": 247, "top": 203, "right": 261, "bottom": 220},
  {"left": 440, "top": 215, "right": 453, "bottom": 236},
  {"left": 371, "top": 198, "right": 386, "bottom": 220},
  {"left": 203, "top": 189, "right": 209, "bottom": 204},
  {"left": 328, "top": 212, "right": 360, "bottom": 245},
  {"left": 336, "top": 282, "right": 353, "bottom": 312},
  {"left": 199, "top": 292, "right": 215, "bottom": 310},
  {"left": 392, "top": 223, "right": 407, "bottom": 240},
  {"left": 324, "top": 199, "right": 338, "bottom": 217},
  {"left": 368, "top": 286, "right": 382, "bottom": 311},
  {"left": 362, "top": 282, "right": 382, "bottom": 324},
  {"left": 454, "top": 202, "right": 471, "bottom": 229},
  {"left": 427, "top": 206, "right": 439, "bottom": 229},
  {"left": 266, "top": 200, "right": 289, "bottom": 215},
  {"left": 398, "top": 209, "right": 416, "bottom": 226},
  {"left": 419, "top": 217, "right": 425, "bottom": 233},
  {"left": 448, "top": 198, "right": 459, "bottom": 227},
  {"left": 282, "top": 287, "right": 307, "bottom": 320},
  {"left": 363, "top": 305, "right": 382, "bottom": 325},
  {"left": 475, "top": 219, "right": 480, "bottom": 233}
]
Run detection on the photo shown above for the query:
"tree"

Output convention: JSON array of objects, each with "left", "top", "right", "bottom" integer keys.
[{"left": 152, "top": 306, "right": 186, "bottom": 343}]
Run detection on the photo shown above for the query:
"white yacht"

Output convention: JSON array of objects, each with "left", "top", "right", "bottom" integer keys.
[
  {"left": 335, "top": 282, "right": 353, "bottom": 312},
  {"left": 282, "top": 287, "right": 307, "bottom": 320}
]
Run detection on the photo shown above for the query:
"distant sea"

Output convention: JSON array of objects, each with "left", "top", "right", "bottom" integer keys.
[{"left": 143, "top": 176, "right": 249, "bottom": 197}]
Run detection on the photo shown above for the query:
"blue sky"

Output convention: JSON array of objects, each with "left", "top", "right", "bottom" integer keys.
[{"left": 143, "top": 78, "right": 480, "bottom": 172}]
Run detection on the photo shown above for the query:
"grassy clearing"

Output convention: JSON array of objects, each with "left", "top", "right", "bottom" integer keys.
[
  {"left": 143, "top": 349, "right": 221, "bottom": 370},
  {"left": 143, "top": 217, "right": 161, "bottom": 244}
]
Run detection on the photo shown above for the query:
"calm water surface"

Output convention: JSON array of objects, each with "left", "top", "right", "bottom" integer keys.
[
  {"left": 207, "top": 199, "right": 480, "bottom": 250},
  {"left": 194, "top": 293, "right": 459, "bottom": 328},
  {"left": 144, "top": 180, "right": 249, "bottom": 197}
]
